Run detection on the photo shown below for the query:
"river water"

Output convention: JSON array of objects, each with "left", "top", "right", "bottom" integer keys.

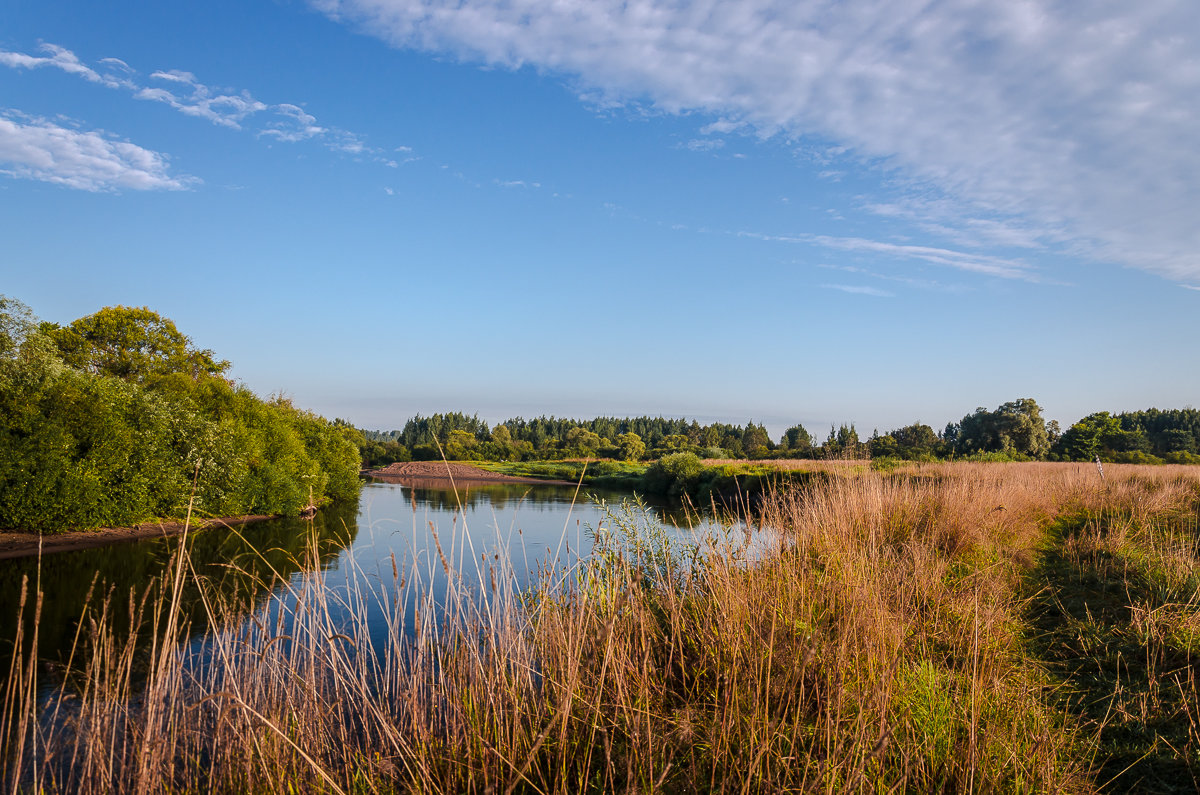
[{"left": 0, "top": 477, "right": 725, "bottom": 672}]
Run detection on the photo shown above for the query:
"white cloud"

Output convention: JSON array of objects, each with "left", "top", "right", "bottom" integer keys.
[
  {"left": 821, "top": 284, "right": 894, "bottom": 297},
  {"left": 737, "top": 230, "right": 1039, "bottom": 281},
  {"left": 137, "top": 71, "right": 268, "bottom": 129},
  {"left": 260, "top": 103, "right": 327, "bottom": 142},
  {"left": 0, "top": 43, "right": 123, "bottom": 87},
  {"left": 0, "top": 43, "right": 403, "bottom": 164},
  {"left": 0, "top": 112, "right": 193, "bottom": 191},
  {"left": 313, "top": 0, "right": 1200, "bottom": 281},
  {"left": 818, "top": 262, "right": 967, "bottom": 294}
]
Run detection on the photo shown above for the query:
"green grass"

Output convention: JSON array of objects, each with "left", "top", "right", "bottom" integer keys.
[{"left": 1027, "top": 497, "right": 1200, "bottom": 792}]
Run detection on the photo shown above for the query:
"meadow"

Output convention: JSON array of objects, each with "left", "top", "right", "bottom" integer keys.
[{"left": 3, "top": 461, "right": 1199, "bottom": 793}]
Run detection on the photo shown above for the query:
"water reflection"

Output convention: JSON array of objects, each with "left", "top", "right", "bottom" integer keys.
[
  {"left": 0, "top": 479, "right": 723, "bottom": 674},
  {"left": 0, "top": 501, "right": 359, "bottom": 673}
]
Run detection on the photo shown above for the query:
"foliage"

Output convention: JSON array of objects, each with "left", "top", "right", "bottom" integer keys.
[
  {"left": 0, "top": 298, "right": 359, "bottom": 531},
  {"left": 641, "top": 451, "right": 705, "bottom": 496},
  {"left": 46, "top": 305, "right": 230, "bottom": 383},
  {"left": 615, "top": 431, "right": 645, "bottom": 461},
  {"left": 0, "top": 294, "right": 37, "bottom": 359},
  {"left": 948, "top": 398, "right": 1050, "bottom": 458},
  {"left": 869, "top": 422, "right": 939, "bottom": 460},
  {"left": 779, "top": 423, "right": 813, "bottom": 452}
]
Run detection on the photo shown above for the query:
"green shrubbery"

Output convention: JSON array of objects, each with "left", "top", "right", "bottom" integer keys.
[{"left": 0, "top": 297, "right": 360, "bottom": 532}]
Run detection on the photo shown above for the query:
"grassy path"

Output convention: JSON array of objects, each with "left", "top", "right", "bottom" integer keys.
[{"left": 1027, "top": 504, "right": 1200, "bottom": 791}]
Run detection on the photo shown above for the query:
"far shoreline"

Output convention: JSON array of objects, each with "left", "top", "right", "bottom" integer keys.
[{"left": 362, "top": 460, "right": 576, "bottom": 486}]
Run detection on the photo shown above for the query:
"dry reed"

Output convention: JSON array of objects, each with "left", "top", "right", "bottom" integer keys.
[{"left": 3, "top": 462, "right": 1199, "bottom": 792}]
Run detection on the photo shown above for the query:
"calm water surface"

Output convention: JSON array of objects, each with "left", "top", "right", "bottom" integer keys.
[{"left": 0, "top": 478, "right": 724, "bottom": 672}]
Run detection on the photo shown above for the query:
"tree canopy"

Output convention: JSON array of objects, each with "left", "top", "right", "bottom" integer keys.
[{"left": 47, "top": 305, "right": 231, "bottom": 383}]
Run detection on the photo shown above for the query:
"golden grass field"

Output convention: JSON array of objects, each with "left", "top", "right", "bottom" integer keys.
[{"left": 4, "top": 461, "right": 1199, "bottom": 792}]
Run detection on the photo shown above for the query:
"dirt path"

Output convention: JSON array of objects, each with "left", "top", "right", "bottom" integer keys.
[
  {"left": 0, "top": 515, "right": 277, "bottom": 561},
  {"left": 363, "top": 461, "right": 573, "bottom": 485}
]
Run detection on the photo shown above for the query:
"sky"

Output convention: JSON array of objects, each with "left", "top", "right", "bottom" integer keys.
[{"left": 2, "top": 0, "right": 1197, "bottom": 438}]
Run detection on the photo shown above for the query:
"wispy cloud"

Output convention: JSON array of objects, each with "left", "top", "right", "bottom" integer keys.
[
  {"left": 0, "top": 43, "right": 407, "bottom": 166},
  {"left": 0, "top": 43, "right": 128, "bottom": 88},
  {"left": 0, "top": 111, "right": 193, "bottom": 191},
  {"left": 313, "top": 0, "right": 1200, "bottom": 281},
  {"left": 818, "top": 263, "right": 967, "bottom": 294},
  {"left": 821, "top": 284, "right": 893, "bottom": 297},
  {"left": 737, "top": 230, "right": 1039, "bottom": 282},
  {"left": 137, "top": 70, "right": 268, "bottom": 129}
]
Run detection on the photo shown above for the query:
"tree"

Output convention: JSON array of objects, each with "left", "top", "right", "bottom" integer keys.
[
  {"left": 491, "top": 424, "right": 513, "bottom": 446},
  {"left": 780, "top": 424, "right": 813, "bottom": 453},
  {"left": 953, "top": 398, "right": 1050, "bottom": 459},
  {"left": 616, "top": 431, "right": 646, "bottom": 461},
  {"left": 444, "top": 430, "right": 479, "bottom": 459},
  {"left": 565, "top": 426, "right": 601, "bottom": 457},
  {"left": 1054, "top": 412, "right": 1152, "bottom": 461},
  {"left": 0, "top": 294, "right": 36, "bottom": 359},
  {"left": 741, "top": 422, "right": 772, "bottom": 457},
  {"left": 49, "top": 305, "right": 230, "bottom": 383},
  {"left": 891, "top": 423, "right": 938, "bottom": 458}
]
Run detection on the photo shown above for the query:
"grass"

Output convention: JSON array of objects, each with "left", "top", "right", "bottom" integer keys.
[{"left": 3, "top": 462, "right": 1200, "bottom": 792}]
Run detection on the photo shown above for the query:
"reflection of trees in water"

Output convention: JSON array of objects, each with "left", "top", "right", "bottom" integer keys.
[
  {"left": 401, "top": 483, "right": 582, "bottom": 512},
  {"left": 0, "top": 499, "right": 360, "bottom": 672},
  {"left": 397, "top": 481, "right": 718, "bottom": 529}
]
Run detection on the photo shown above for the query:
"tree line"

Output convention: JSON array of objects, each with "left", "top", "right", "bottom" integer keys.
[
  {"left": 0, "top": 296, "right": 361, "bottom": 532},
  {"left": 359, "top": 398, "right": 1200, "bottom": 466}
]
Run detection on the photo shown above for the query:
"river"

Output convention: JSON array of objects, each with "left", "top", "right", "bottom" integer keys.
[{"left": 0, "top": 477, "right": 727, "bottom": 676}]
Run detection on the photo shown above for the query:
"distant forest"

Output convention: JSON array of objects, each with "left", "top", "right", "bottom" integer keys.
[{"left": 357, "top": 400, "right": 1200, "bottom": 467}]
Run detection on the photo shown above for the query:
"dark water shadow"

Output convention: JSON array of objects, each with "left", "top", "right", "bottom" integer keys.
[{"left": 0, "top": 499, "right": 360, "bottom": 687}]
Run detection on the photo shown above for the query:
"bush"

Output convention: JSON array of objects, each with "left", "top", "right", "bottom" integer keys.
[{"left": 642, "top": 452, "right": 704, "bottom": 496}]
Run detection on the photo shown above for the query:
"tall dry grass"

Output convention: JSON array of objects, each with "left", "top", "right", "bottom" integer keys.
[{"left": 3, "top": 462, "right": 1199, "bottom": 792}]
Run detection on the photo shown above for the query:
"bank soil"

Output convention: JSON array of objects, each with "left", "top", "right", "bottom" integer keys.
[
  {"left": 0, "top": 515, "right": 277, "bottom": 561},
  {"left": 363, "top": 461, "right": 574, "bottom": 485}
]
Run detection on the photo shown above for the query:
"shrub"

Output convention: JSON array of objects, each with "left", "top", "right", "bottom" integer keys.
[{"left": 642, "top": 451, "right": 704, "bottom": 496}]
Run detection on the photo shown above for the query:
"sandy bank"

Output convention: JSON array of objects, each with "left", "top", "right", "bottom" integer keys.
[{"left": 363, "top": 461, "right": 574, "bottom": 486}]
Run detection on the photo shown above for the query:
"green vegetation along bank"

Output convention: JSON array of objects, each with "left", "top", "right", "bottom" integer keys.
[
  {"left": 0, "top": 296, "right": 361, "bottom": 533},
  {"left": 359, "top": 401, "right": 1200, "bottom": 468}
]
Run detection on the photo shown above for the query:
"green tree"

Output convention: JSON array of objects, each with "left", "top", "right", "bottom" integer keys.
[
  {"left": 954, "top": 399, "right": 1050, "bottom": 459},
  {"left": 741, "top": 422, "right": 772, "bottom": 458},
  {"left": 49, "top": 305, "right": 230, "bottom": 383},
  {"left": 444, "top": 429, "right": 479, "bottom": 459},
  {"left": 0, "top": 295, "right": 37, "bottom": 359},
  {"left": 1054, "top": 412, "right": 1151, "bottom": 461},
  {"left": 616, "top": 431, "right": 646, "bottom": 462},
  {"left": 491, "top": 424, "right": 513, "bottom": 446},
  {"left": 567, "top": 427, "right": 602, "bottom": 457},
  {"left": 780, "top": 424, "right": 813, "bottom": 454}
]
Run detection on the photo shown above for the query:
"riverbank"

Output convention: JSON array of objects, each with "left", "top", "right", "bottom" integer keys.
[
  {"left": 362, "top": 460, "right": 577, "bottom": 485},
  {"left": 0, "top": 514, "right": 277, "bottom": 561}
]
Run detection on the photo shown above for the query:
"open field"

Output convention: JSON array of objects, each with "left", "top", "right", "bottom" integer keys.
[{"left": 3, "top": 461, "right": 1199, "bottom": 792}]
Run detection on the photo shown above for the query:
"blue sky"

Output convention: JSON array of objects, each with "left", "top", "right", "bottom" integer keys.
[{"left": 2, "top": 0, "right": 1197, "bottom": 438}]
